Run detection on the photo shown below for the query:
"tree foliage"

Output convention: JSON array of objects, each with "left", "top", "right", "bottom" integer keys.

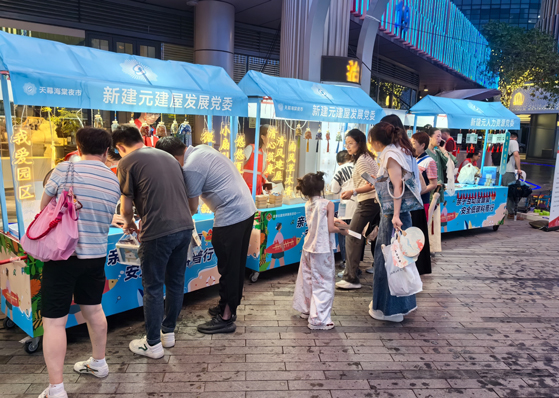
[{"left": 482, "top": 21, "right": 559, "bottom": 107}]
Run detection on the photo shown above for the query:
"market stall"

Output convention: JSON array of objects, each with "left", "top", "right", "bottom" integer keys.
[
  {"left": 237, "top": 71, "right": 384, "bottom": 281},
  {"left": 409, "top": 96, "right": 520, "bottom": 232},
  {"left": 0, "top": 31, "right": 248, "bottom": 351}
]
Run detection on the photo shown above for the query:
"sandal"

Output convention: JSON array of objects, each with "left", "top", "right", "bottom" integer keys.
[{"left": 308, "top": 323, "right": 335, "bottom": 330}]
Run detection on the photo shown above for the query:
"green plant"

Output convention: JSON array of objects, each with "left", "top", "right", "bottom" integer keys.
[
  {"left": 482, "top": 22, "right": 559, "bottom": 108},
  {"left": 42, "top": 107, "right": 83, "bottom": 138}
]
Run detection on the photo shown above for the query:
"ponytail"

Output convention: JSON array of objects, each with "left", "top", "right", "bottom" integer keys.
[{"left": 368, "top": 121, "right": 413, "bottom": 156}]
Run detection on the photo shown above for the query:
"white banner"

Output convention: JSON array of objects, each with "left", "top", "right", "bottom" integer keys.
[{"left": 548, "top": 142, "right": 559, "bottom": 229}]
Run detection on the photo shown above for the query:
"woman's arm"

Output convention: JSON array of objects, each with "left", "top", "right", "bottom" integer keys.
[
  {"left": 387, "top": 157, "right": 403, "bottom": 230},
  {"left": 40, "top": 192, "right": 54, "bottom": 211},
  {"left": 423, "top": 178, "right": 438, "bottom": 194},
  {"left": 326, "top": 201, "right": 346, "bottom": 234}
]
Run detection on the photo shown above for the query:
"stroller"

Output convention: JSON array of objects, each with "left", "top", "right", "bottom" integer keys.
[{"left": 507, "top": 171, "right": 532, "bottom": 218}]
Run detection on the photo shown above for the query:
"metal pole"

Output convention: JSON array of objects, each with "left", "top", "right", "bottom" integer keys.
[
  {"left": 412, "top": 115, "right": 417, "bottom": 135},
  {"left": 480, "top": 129, "right": 489, "bottom": 170},
  {"left": 1, "top": 75, "right": 25, "bottom": 238},
  {"left": 0, "top": 78, "right": 9, "bottom": 232},
  {"left": 252, "top": 98, "right": 262, "bottom": 201}
]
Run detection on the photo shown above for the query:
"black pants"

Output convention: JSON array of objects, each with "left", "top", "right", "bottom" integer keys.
[
  {"left": 212, "top": 214, "right": 255, "bottom": 316},
  {"left": 343, "top": 199, "right": 381, "bottom": 284},
  {"left": 410, "top": 208, "right": 431, "bottom": 275}
]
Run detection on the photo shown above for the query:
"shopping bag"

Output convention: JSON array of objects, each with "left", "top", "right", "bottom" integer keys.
[
  {"left": 428, "top": 207, "right": 442, "bottom": 253},
  {"left": 21, "top": 188, "right": 79, "bottom": 262},
  {"left": 457, "top": 163, "right": 478, "bottom": 185},
  {"left": 115, "top": 233, "right": 140, "bottom": 265},
  {"left": 445, "top": 159, "right": 456, "bottom": 196},
  {"left": 382, "top": 237, "right": 423, "bottom": 297}
]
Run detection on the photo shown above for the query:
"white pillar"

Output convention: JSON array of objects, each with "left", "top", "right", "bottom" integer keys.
[
  {"left": 356, "top": 0, "right": 389, "bottom": 94},
  {"left": 322, "top": 0, "right": 351, "bottom": 57}
]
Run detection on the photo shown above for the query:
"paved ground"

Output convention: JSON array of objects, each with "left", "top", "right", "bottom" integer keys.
[{"left": 1, "top": 220, "right": 559, "bottom": 398}]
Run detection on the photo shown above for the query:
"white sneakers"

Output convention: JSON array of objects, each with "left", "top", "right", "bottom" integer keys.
[
  {"left": 368, "top": 301, "right": 404, "bottom": 323},
  {"left": 160, "top": 331, "right": 175, "bottom": 348},
  {"left": 73, "top": 357, "right": 109, "bottom": 378},
  {"left": 335, "top": 280, "right": 362, "bottom": 289},
  {"left": 38, "top": 386, "right": 68, "bottom": 398},
  {"left": 129, "top": 336, "right": 164, "bottom": 359}
]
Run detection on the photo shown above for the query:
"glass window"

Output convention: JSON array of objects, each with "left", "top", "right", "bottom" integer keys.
[
  {"left": 116, "top": 42, "right": 133, "bottom": 54},
  {"left": 140, "top": 45, "right": 155, "bottom": 58},
  {"left": 91, "top": 38, "right": 109, "bottom": 51},
  {"left": 481, "top": 4, "right": 490, "bottom": 9},
  {"left": 472, "top": 0, "right": 482, "bottom": 4}
]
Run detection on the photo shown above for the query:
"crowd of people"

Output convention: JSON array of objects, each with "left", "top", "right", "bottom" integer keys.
[{"left": 35, "top": 117, "right": 522, "bottom": 398}]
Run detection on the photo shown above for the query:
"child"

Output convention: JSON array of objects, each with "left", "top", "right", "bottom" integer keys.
[
  {"left": 292, "top": 172, "right": 348, "bottom": 330},
  {"left": 329, "top": 150, "right": 356, "bottom": 269}
]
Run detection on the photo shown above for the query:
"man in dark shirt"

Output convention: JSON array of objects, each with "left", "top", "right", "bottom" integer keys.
[{"left": 113, "top": 125, "right": 194, "bottom": 359}]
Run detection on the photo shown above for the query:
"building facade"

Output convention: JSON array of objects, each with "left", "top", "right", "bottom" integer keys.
[
  {"left": 538, "top": 0, "right": 559, "bottom": 41},
  {"left": 454, "top": 0, "right": 542, "bottom": 30}
]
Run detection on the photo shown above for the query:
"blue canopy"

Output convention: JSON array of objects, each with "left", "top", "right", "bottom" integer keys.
[
  {"left": 238, "top": 71, "right": 384, "bottom": 124},
  {"left": 410, "top": 95, "right": 520, "bottom": 130},
  {"left": 0, "top": 31, "right": 247, "bottom": 116}
]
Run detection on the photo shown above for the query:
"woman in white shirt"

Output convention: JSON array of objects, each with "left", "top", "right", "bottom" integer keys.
[
  {"left": 335, "top": 129, "right": 380, "bottom": 290},
  {"left": 368, "top": 122, "right": 423, "bottom": 322}
]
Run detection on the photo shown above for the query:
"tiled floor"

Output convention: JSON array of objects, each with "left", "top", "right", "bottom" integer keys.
[{"left": 1, "top": 220, "right": 559, "bottom": 397}]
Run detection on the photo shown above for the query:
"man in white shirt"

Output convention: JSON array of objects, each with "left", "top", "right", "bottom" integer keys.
[
  {"left": 501, "top": 132, "right": 522, "bottom": 218},
  {"left": 330, "top": 150, "right": 356, "bottom": 267}
]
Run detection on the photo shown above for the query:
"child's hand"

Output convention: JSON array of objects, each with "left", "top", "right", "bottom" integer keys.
[
  {"left": 341, "top": 190, "right": 353, "bottom": 200},
  {"left": 334, "top": 218, "right": 348, "bottom": 227}
]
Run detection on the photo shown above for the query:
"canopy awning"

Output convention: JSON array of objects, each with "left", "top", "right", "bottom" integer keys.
[
  {"left": 238, "top": 70, "right": 384, "bottom": 124},
  {"left": 0, "top": 31, "right": 248, "bottom": 116},
  {"left": 410, "top": 95, "right": 520, "bottom": 130},
  {"left": 436, "top": 88, "right": 501, "bottom": 101}
]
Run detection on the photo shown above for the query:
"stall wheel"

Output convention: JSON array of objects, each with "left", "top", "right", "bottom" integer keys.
[
  {"left": 493, "top": 225, "right": 500, "bottom": 231},
  {"left": 250, "top": 271, "right": 260, "bottom": 283},
  {"left": 24, "top": 337, "right": 42, "bottom": 354},
  {"left": 2, "top": 317, "right": 15, "bottom": 329}
]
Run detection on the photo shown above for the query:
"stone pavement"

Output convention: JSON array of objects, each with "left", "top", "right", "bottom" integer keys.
[{"left": 1, "top": 220, "right": 559, "bottom": 398}]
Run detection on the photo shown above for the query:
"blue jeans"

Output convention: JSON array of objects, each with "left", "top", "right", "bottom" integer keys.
[
  {"left": 138, "top": 229, "right": 192, "bottom": 345},
  {"left": 372, "top": 212, "right": 417, "bottom": 316}
]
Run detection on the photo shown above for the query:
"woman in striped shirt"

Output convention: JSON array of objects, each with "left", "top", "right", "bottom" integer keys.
[{"left": 335, "top": 129, "right": 380, "bottom": 290}]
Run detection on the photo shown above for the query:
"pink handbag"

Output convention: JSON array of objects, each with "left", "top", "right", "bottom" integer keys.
[{"left": 21, "top": 164, "right": 80, "bottom": 262}]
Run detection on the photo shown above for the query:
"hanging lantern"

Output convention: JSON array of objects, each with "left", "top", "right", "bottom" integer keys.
[
  {"left": 315, "top": 127, "right": 322, "bottom": 153},
  {"left": 111, "top": 118, "right": 119, "bottom": 132},
  {"left": 129, "top": 113, "right": 135, "bottom": 125},
  {"left": 326, "top": 130, "right": 331, "bottom": 153},
  {"left": 156, "top": 121, "right": 167, "bottom": 137},
  {"left": 171, "top": 118, "right": 179, "bottom": 136},
  {"left": 94, "top": 112, "right": 103, "bottom": 129},
  {"left": 178, "top": 118, "right": 192, "bottom": 146},
  {"left": 304, "top": 127, "right": 312, "bottom": 153},
  {"left": 335, "top": 130, "right": 343, "bottom": 153},
  {"left": 140, "top": 120, "right": 150, "bottom": 137},
  {"left": 295, "top": 123, "right": 302, "bottom": 148}
]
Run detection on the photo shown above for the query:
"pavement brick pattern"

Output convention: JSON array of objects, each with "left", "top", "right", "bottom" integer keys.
[{"left": 1, "top": 221, "right": 559, "bottom": 397}]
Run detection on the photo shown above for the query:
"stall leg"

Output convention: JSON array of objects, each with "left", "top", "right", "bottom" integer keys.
[
  {"left": 250, "top": 271, "right": 260, "bottom": 283},
  {"left": 22, "top": 336, "right": 42, "bottom": 354}
]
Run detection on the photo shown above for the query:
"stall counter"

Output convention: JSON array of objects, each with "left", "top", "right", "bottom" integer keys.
[{"left": 441, "top": 185, "right": 507, "bottom": 233}]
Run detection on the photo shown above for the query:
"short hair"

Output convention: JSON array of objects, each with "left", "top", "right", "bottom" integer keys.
[
  {"left": 76, "top": 127, "right": 112, "bottom": 156},
  {"left": 412, "top": 132, "right": 430, "bottom": 151},
  {"left": 336, "top": 150, "right": 349, "bottom": 163},
  {"left": 511, "top": 132, "right": 518, "bottom": 139},
  {"left": 112, "top": 125, "right": 143, "bottom": 147},
  {"left": 427, "top": 127, "right": 440, "bottom": 137},
  {"left": 440, "top": 129, "right": 450, "bottom": 136},
  {"left": 107, "top": 147, "right": 121, "bottom": 161},
  {"left": 296, "top": 171, "right": 325, "bottom": 198},
  {"left": 156, "top": 137, "right": 187, "bottom": 157}
]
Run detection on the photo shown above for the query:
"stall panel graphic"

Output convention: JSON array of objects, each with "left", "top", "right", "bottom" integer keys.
[{"left": 442, "top": 186, "right": 507, "bottom": 233}]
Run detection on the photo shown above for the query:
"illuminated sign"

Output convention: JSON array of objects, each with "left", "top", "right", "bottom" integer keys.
[
  {"left": 321, "top": 57, "right": 361, "bottom": 85},
  {"left": 512, "top": 92, "right": 525, "bottom": 106},
  {"left": 11, "top": 126, "right": 35, "bottom": 201}
]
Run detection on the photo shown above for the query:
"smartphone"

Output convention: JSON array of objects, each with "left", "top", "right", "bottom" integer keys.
[
  {"left": 440, "top": 139, "right": 446, "bottom": 147},
  {"left": 361, "top": 172, "right": 377, "bottom": 185}
]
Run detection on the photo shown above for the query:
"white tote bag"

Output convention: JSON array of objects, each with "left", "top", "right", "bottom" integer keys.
[{"left": 381, "top": 237, "right": 423, "bottom": 297}]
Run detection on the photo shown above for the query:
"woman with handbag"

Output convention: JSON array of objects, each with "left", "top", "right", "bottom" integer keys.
[
  {"left": 31, "top": 128, "right": 121, "bottom": 398},
  {"left": 368, "top": 122, "right": 424, "bottom": 322}
]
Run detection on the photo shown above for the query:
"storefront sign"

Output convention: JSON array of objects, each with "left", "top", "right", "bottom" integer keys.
[
  {"left": 510, "top": 88, "right": 559, "bottom": 114},
  {"left": 321, "top": 57, "right": 361, "bottom": 85}
]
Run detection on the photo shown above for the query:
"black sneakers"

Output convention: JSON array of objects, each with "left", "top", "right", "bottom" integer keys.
[
  {"left": 208, "top": 305, "right": 221, "bottom": 317},
  {"left": 197, "top": 314, "right": 236, "bottom": 334}
]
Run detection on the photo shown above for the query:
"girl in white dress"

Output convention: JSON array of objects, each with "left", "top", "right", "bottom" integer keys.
[{"left": 292, "top": 172, "right": 348, "bottom": 330}]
